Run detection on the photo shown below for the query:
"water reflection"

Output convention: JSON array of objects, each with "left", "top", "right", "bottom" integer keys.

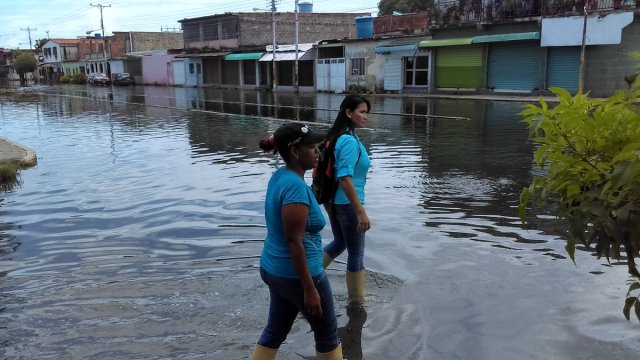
[
  {"left": 339, "top": 307, "right": 367, "bottom": 360},
  {"left": 2, "top": 85, "right": 633, "bottom": 359}
]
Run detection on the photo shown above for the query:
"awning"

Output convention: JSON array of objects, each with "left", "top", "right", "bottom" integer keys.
[
  {"left": 259, "top": 50, "right": 314, "bottom": 62},
  {"left": 176, "top": 52, "right": 229, "bottom": 58},
  {"left": 418, "top": 38, "right": 473, "bottom": 48},
  {"left": 472, "top": 32, "right": 540, "bottom": 44},
  {"left": 375, "top": 44, "right": 417, "bottom": 53},
  {"left": 225, "top": 52, "right": 264, "bottom": 61}
]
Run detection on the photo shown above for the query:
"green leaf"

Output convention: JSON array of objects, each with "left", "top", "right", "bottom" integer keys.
[
  {"left": 624, "top": 297, "right": 636, "bottom": 321},
  {"left": 565, "top": 240, "right": 576, "bottom": 265},
  {"left": 629, "top": 282, "right": 640, "bottom": 294},
  {"left": 634, "top": 300, "right": 640, "bottom": 321}
]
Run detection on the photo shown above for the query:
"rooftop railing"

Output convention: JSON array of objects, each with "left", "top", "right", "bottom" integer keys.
[{"left": 430, "top": 0, "right": 639, "bottom": 26}]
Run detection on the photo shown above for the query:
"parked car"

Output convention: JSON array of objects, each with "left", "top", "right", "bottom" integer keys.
[
  {"left": 113, "top": 73, "right": 135, "bottom": 86},
  {"left": 89, "top": 73, "right": 110, "bottom": 85}
]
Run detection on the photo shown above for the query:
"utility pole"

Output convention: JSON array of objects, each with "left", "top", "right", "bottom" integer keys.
[
  {"left": 294, "top": 0, "right": 299, "bottom": 91},
  {"left": 271, "top": 0, "right": 277, "bottom": 90},
  {"left": 20, "top": 26, "right": 37, "bottom": 49},
  {"left": 578, "top": 5, "right": 588, "bottom": 94},
  {"left": 90, "top": 3, "right": 111, "bottom": 63}
]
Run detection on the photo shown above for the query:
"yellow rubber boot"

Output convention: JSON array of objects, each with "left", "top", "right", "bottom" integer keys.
[
  {"left": 322, "top": 251, "right": 334, "bottom": 269},
  {"left": 316, "top": 342, "right": 343, "bottom": 360},
  {"left": 346, "top": 270, "right": 365, "bottom": 307},
  {"left": 251, "top": 344, "right": 277, "bottom": 360}
]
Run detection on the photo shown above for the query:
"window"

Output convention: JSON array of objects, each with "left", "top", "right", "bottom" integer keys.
[
  {"left": 351, "top": 58, "right": 365, "bottom": 75},
  {"left": 189, "top": 63, "right": 195, "bottom": 74},
  {"left": 202, "top": 22, "right": 218, "bottom": 41},
  {"left": 196, "top": 63, "right": 202, "bottom": 74},
  {"left": 404, "top": 55, "right": 429, "bottom": 87},
  {"left": 52, "top": 47, "right": 58, "bottom": 60},
  {"left": 183, "top": 23, "right": 200, "bottom": 42}
]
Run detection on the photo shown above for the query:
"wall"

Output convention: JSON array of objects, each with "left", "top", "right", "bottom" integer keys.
[
  {"left": 238, "top": 12, "right": 370, "bottom": 47},
  {"left": 142, "top": 54, "right": 177, "bottom": 85},
  {"left": 111, "top": 32, "right": 185, "bottom": 56},
  {"left": 584, "top": 19, "right": 640, "bottom": 97},
  {"left": 374, "top": 12, "right": 430, "bottom": 35},
  {"left": 344, "top": 40, "right": 382, "bottom": 92}
]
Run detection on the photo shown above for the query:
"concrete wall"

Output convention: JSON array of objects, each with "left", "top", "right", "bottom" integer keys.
[
  {"left": 374, "top": 12, "right": 430, "bottom": 35},
  {"left": 111, "top": 32, "right": 184, "bottom": 56},
  {"left": 344, "top": 40, "right": 381, "bottom": 92},
  {"left": 584, "top": 19, "right": 640, "bottom": 98},
  {"left": 238, "top": 12, "right": 370, "bottom": 46},
  {"left": 142, "top": 54, "right": 177, "bottom": 85}
]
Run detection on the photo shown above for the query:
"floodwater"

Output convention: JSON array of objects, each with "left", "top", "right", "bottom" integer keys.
[{"left": 1, "top": 85, "right": 639, "bottom": 360}]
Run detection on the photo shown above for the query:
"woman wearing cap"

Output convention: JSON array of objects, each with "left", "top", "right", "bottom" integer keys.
[
  {"left": 251, "top": 123, "right": 342, "bottom": 360},
  {"left": 322, "top": 94, "right": 372, "bottom": 310}
]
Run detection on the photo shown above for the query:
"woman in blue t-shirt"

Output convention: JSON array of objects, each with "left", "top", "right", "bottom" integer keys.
[
  {"left": 322, "top": 95, "right": 372, "bottom": 310},
  {"left": 252, "top": 123, "right": 342, "bottom": 360}
]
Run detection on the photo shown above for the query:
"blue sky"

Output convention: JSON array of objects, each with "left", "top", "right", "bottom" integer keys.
[{"left": 0, "top": 0, "right": 378, "bottom": 49}]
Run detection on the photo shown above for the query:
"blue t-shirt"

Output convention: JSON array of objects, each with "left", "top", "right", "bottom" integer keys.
[
  {"left": 333, "top": 132, "right": 371, "bottom": 205},
  {"left": 260, "top": 167, "right": 326, "bottom": 278}
]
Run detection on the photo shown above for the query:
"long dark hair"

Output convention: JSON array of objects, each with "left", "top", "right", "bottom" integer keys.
[{"left": 325, "top": 95, "right": 370, "bottom": 153}]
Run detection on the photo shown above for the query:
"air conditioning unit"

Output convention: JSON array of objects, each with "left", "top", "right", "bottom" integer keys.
[{"left": 352, "top": 68, "right": 360, "bottom": 75}]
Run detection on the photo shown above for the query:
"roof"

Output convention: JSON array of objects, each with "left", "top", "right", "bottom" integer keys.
[{"left": 49, "top": 38, "right": 104, "bottom": 46}]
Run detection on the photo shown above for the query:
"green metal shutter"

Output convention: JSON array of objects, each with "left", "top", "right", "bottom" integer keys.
[
  {"left": 435, "top": 45, "right": 483, "bottom": 88},
  {"left": 547, "top": 47, "right": 580, "bottom": 93},
  {"left": 488, "top": 42, "right": 542, "bottom": 91}
]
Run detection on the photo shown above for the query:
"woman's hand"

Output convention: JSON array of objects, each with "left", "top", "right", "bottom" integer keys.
[
  {"left": 356, "top": 208, "right": 370, "bottom": 232},
  {"left": 304, "top": 287, "right": 323, "bottom": 318}
]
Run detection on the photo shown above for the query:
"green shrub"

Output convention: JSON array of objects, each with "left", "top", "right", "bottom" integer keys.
[
  {"left": 519, "top": 53, "right": 640, "bottom": 320},
  {"left": 59, "top": 75, "right": 71, "bottom": 83}
]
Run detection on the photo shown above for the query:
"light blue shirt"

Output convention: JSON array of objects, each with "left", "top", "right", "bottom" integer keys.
[
  {"left": 333, "top": 132, "right": 371, "bottom": 205},
  {"left": 260, "top": 167, "right": 326, "bottom": 278}
]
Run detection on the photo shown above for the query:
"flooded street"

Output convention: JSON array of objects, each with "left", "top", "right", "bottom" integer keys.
[{"left": 1, "top": 85, "right": 639, "bottom": 359}]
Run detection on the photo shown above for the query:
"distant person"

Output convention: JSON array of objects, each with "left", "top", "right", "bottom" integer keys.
[
  {"left": 322, "top": 95, "right": 372, "bottom": 310},
  {"left": 252, "top": 123, "right": 343, "bottom": 360}
]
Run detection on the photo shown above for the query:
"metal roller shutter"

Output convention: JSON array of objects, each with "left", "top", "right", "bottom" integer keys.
[
  {"left": 488, "top": 42, "right": 543, "bottom": 91},
  {"left": 435, "top": 45, "right": 483, "bottom": 88},
  {"left": 547, "top": 47, "right": 580, "bottom": 93}
]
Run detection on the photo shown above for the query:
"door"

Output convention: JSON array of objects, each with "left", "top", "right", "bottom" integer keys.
[
  {"left": 172, "top": 60, "right": 186, "bottom": 86},
  {"left": 547, "top": 47, "right": 580, "bottom": 93},
  {"left": 435, "top": 46, "right": 483, "bottom": 89},
  {"left": 488, "top": 42, "right": 543, "bottom": 92}
]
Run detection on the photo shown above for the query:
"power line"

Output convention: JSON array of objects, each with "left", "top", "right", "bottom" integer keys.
[{"left": 90, "top": 3, "right": 111, "bottom": 60}]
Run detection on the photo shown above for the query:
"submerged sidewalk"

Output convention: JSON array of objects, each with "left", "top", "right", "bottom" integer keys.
[{"left": 0, "top": 137, "right": 37, "bottom": 167}]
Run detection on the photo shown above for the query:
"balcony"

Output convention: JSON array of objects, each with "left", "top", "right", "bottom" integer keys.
[{"left": 430, "top": 0, "right": 639, "bottom": 26}]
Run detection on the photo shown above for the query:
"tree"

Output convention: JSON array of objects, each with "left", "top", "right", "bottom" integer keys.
[
  {"left": 12, "top": 52, "right": 37, "bottom": 86},
  {"left": 378, "top": 0, "right": 433, "bottom": 15},
  {"left": 34, "top": 38, "right": 49, "bottom": 51},
  {"left": 519, "top": 53, "right": 640, "bottom": 320}
]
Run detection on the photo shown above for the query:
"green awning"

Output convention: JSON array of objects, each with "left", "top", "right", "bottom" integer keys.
[
  {"left": 225, "top": 52, "right": 264, "bottom": 61},
  {"left": 418, "top": 38, "right": 473, "bottom": 48},
  {"left": 472, "top": 32, "right": 540, "bottom": 44}
]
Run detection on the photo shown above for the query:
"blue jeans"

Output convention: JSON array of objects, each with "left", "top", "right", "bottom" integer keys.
[
  {"left": 323, "top": 203, "right": 366, "bottom": 272},
  {"left": 257, "top": 268, "right": 339, "bottom": 353}
]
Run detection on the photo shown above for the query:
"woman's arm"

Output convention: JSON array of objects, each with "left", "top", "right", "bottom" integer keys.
[
  {"left": 338, "top": 176, "right": 370, "bottom": 232},
  {"left": 282, "top": 203, "right": 323, "bottom": 317}
]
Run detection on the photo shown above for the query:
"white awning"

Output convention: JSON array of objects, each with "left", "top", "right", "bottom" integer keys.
[{"left": 259, "top": 50, "right": 314, "bottom": 62}]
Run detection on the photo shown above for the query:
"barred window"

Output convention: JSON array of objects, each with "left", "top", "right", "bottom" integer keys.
[
  {"left": 183, "top": 23, "right": 200, "bottom": 42},
  {"left": 202, "top": 21, "right": 218, "bottom": 41},
  {"left": 220, "top": 18, "right": 238, "bottom": 40},
  {"left": 351, "top": 58, "right": 365, "bottom": 75}
]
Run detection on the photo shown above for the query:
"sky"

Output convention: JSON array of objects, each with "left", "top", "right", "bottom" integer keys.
[{"left": 0, "top": 0, "right": 379, "bottom": 49}]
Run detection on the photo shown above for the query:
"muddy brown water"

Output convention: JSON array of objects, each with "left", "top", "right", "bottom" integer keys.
[{"left": 1, "top": 85, "right": 639, "bottom": 359}]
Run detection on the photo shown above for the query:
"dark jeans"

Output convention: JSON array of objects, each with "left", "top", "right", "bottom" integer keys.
[
  {"left": 324, "top": 203, "right": 366, "bottom": 272},
  {"left": 257, "top": 268, "right": 339, "bottom": 353}
]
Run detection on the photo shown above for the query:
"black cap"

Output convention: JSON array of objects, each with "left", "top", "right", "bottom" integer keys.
[{"left": 275, "top": 123, "right": 325, "bottom": 148}]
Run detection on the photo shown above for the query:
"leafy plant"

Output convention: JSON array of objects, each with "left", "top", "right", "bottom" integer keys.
[{"left": 519, "top": 54, "right": 640, "bottom": 320}]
